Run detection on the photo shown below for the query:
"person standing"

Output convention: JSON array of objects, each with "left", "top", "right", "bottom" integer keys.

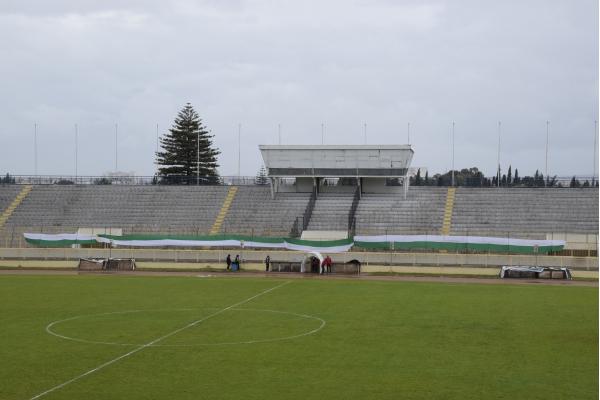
[
  {"left": 326, "top": 255, "right": 332, "bottom": 274},
  {"left": 265, "top": 255, "right": 270, "bottom": 272},
  {"left": 226, "top": 254, "right": 231, "bottom": 271},
  {"left": 234, "top": 255, "right": 241, "bottom": 271}
]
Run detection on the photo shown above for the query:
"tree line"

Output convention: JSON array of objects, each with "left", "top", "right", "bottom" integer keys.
[{"left": 410, "top": 167, "right": 598, "bottom": 188}]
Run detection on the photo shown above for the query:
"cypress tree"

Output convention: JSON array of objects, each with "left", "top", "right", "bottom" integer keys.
[
  {"left": 569, "top": 176, "right": 580, "bottom": 188},
  {"left": 156, "top": 103, "right": 220, "bottom": 184}
]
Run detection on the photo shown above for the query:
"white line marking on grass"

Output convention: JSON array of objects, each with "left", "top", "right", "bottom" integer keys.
[
  {"left": 29, "top": 280, "right": 291, "bottom": 400},
  {"left": 46, "top": 307, "right": 326, "bottom": 347}
]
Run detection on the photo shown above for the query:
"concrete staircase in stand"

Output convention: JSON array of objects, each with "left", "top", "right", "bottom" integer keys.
[
  {"left": 210, "top": 186, "right": 238, "bottom": 234},
  {"left": 0, "top": 185, "right": 32, "bottom": 229},
  {"left": 440, "top": 187, "right": 456, "bottom": 235}
]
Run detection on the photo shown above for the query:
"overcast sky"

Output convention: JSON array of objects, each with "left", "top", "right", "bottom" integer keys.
[{"left": 0, "top": 0, "right": 597, "bottom": 178}]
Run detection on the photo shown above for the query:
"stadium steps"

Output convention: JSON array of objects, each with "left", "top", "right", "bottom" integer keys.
[
  {"left": 220, "top": 186, "right": 311, "bottom": 236},
  {"left": 440, "top": 187, "right": 456, "bottom": 235},
  {"left": 354, "top": 188, "right": 447, "bottom": 235},
  {"left": 306, "top": 193, "right": 354, "bottom": 231},
  {"left": 0, "top": 185, "right": 32, "bottom": 228},
  {"left": 3, "top": 185, "right": 229, "bottom": 234},
  {"left": 449, "top": 188, "right": 599, "bottom": 236},
  {"left": 209, "top": 186, "right": 238, "bottom": 234}
]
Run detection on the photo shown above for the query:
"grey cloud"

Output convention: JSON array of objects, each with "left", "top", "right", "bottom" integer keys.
[{"left": 0, "top": 0, "right": 597, "bottom": 178}]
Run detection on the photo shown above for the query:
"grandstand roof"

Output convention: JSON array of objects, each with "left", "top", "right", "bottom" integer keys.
[{"left": 259, "top": 145, "right": 414, "bottom": 177}]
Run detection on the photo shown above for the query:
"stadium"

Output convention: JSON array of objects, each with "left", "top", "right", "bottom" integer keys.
[
  {"left": 1, "top": 0, "right": 599, "bottom": 398},
  {"left": 0, "top": 143, "right": 598, "bottom": 399}
]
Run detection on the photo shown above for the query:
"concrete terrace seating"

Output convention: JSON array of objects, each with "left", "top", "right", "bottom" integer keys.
[
  {"left": 307, "top": 193, "right": 355, "bottom": 231},
  {"left": 354, "top": 187, "right": 447, "bottom": 235},
  {"left": 451, "top": 188, "right": 599, "bottom": 238},
  {"left": 0, "top": 185, "right": 23, "bottom": 212},
  {"left": 221, "top": 186, "right": 310, "bottom": 236},
  {"left": 4, "top": 185, "right": 229, "bottom": 234},
  {"left": 1, "top": 185, "right": 597, "bottom": 243}
]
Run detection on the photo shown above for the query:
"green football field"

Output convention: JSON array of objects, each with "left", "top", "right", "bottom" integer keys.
[{"left": 0, "top": 274, "right": 597, "bottom": 400}]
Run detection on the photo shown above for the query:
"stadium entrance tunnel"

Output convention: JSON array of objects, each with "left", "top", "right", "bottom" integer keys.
[{"left": 300, "top": 251, "right": 324, "bottom": 273}]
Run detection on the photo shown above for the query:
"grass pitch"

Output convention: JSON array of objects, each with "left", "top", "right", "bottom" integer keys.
[{"left": 0, "top": 274, "right": 597, "bottom": 400}]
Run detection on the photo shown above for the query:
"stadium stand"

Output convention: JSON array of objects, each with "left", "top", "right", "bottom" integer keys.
[
  {"left": 354, "top": 187, "right": 448, "bottom": 235},
  {"left": 307, "top": 193, "right": 355, "bottom": 231},
  {"left": 0, "top": 185, "right": 22, "bottom": 211},
  {"left": 0, "top": 185, "right": 598, "bottom": 247},
  {"left": 2, "top": 185, "right": 229, "bottom": 233},
  {"left": 219, "top": 186, "right": 311, "bottom": 236},
  {"left": 450, "top": 188, "right": 599, "bottom": 238}
]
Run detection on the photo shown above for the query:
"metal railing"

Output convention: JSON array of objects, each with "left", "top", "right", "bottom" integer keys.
[
  {"left": 1, "top": 174, "right": 598, "bottom": 188},
  {"left": 301, "top": 187, "right": 317, "bottom": 232},
  {"left": 0, "top": 175, "right": 259, "bottom": 186},
  {"left": 347, "top": 186, "right": 360, "bottom": 237}
]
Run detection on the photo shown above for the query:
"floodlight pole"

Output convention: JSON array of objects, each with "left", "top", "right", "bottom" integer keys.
[
  {"left": 197, "top": 129, "right": 200, "bottom": 185},
  {"left": 321, "top": 123, "right": 325, "bottom": 145},
  {"left": 364, "top": 123, "right": 367, "bottom": 144},
  {"left": 451, "top": 122, "right": 455, "bottom": 187},
  {"left": 407, "top": 122, "right": 410, "bottom": 145},
  {"left": 545, "top": 120, "right": 549, "bottom": 187},
  {"left": 34, "top": 123, "right": 38, "bottom": 176},
  {"left": 278, "top": 123, "right": 281, "bottom": 145},
  {"left": 594, "top": 120, "right": 598, "bottom": 185},
  {"left": 115, "top": 123, "right": 118, "bottom": 171},
  {"left": 497, "top": 121, "right": 501, "bottom": 187},
  {"left": 156, "top": 123, "right": 159, "bottom": 155},
  {"left": 238, "top": 123, "right": 241, "bottom": 178},
  {"left": 74, "top": 123, "right": 78, "bottom": 182}
]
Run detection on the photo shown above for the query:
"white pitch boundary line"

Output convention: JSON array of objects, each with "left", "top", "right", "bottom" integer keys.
[{"left": 29, "top": 280, "right": 291, "bottom": 400}]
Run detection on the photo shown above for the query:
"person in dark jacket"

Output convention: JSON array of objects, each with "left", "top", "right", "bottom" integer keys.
[
  {"left": 226, "top": 254, "right": 231, "bottom": 271},
  {"left": 265, "top": 255, "right": 270, "bottom": 272}
]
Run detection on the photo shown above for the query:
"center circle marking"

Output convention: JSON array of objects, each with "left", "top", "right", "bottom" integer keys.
[{"left": 46, "top": 308, "right": 326, "bottom": 347}]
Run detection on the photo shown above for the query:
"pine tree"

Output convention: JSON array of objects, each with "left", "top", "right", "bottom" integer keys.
[
  {"left": 255, "top": 165, "right": 268, "bottom": 185},
  {"left": 156, "top": 103, "right": 220, "bottom": 184},
  {"left": 507, "top": 165, "right": 512, "bottom": 186},
  {"left": 514, "top": 168, "right": 519, "bottom": 185},
  {"left": 424, "top": 171, "right": 429, "bottom": 186}
]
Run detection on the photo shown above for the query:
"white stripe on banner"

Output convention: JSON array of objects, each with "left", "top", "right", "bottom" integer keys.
[
  {"left": 24, "top": 233, "right": 97, "bottom": 242},
  {"left": 283, "top": 242, "right": 353, "bottom": 253}
]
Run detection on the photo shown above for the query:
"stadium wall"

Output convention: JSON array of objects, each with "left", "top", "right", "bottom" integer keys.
[{"left": 0, "top": 247, "right": 596, "bottom": 270}]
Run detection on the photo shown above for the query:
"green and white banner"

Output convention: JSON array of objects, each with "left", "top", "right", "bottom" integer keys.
[
  {"left": 353, "top": 235, "right": 565, "bottom": 254},
  {"left": 24, "top": 232, "right": 564, "bottom": 254},
  {"left": 23, "top": 233, "right": 98, "bottom": 247},
  {"left": 96, "top": 234, "right": 354, "bottom": 253}
]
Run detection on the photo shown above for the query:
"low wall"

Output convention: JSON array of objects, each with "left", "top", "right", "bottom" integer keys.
[{"left": 0, "top": 248, "right": 597, "bottom": 271}]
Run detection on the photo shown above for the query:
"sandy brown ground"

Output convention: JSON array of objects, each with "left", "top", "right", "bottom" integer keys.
[{"left": 0, "top": 266, "right": 597, "bottom": 287}]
